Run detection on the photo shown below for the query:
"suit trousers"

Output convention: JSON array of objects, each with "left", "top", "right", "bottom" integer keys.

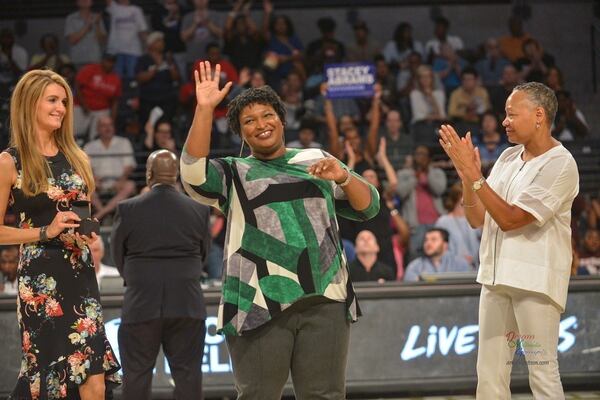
[
  {"left": 118, "top": 317, "right": 206, "bottom": 400},
  {"left": 476, "top": 284, "right": 565, "bottom": 400},
  {"left": 226, "top": 300, "right": 350, "bottom": 400}
]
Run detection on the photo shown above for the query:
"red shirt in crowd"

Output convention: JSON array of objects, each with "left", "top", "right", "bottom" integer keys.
[{"left": 75, "top": 64, "right": 122, "bottom": 111}]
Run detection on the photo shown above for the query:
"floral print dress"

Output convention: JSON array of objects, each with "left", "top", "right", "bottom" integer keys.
[{"left": 5, "top": 148, "right": 121, "bottom": 399}]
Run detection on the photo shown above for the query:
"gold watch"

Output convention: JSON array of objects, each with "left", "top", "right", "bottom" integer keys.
[{"left": 472, "top": 176, "right": 486, "bottom": 192}]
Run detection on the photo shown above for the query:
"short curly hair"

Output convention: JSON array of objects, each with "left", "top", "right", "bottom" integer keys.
[{"left": 226, "top": 86, "right": 287, "bottom": 137}]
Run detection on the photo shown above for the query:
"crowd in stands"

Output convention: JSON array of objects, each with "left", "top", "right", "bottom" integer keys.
[{"left": 1, "top": 0, "right": 599, "bottom": 293}]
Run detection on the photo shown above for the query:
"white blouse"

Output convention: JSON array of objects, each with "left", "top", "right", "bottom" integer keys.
[{"left": 477, "top": 144, "right": 579, "bottom": 311}]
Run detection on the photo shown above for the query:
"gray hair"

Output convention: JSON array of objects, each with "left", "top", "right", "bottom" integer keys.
[{"left": 512, "top": 82, "right": 557, "bottom": 125}]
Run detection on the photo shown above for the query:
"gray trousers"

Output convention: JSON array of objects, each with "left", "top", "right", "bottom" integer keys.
[{"left": 226, "top": 299, "right": 350, "bottom": 400}]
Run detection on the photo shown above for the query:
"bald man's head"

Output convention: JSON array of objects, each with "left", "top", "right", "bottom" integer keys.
[{"left": 146, "top": 150, "right": 178, "bottom": 187}]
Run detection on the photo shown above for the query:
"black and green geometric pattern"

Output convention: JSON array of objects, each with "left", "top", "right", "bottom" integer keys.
[{"left": 181, "top": 148, "right": 379, "bottom": 336}]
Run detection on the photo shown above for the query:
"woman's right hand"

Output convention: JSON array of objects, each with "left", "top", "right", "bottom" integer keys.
[
  {"left": 194, "top": 61, "right": 233, "bottom": 110},
  {"left": 46, "top": 211, "right": 81, "bottom": 239}
]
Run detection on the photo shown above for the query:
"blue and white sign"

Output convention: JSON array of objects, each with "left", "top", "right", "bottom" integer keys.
[{"left": 325, "top": 62, "right": 376, "bottom": 99}]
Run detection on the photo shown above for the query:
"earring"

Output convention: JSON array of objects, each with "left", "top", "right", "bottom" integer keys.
[{"left": 535, "top": 122, "right": 540, "bottom": 129}]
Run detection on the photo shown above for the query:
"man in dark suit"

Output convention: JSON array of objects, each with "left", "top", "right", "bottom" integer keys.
[{"left": 111, "top": 149, "right": 210, "bottom": 400}]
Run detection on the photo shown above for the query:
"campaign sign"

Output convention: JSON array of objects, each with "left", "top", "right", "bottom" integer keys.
[{"left": 326, "top": 62, "right": 375, "bottom": 99}]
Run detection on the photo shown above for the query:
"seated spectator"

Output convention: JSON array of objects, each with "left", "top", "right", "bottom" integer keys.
[
  {"left": 105, "top": 0, "right": 148, "bottom": 80},
  {"left": 64, "top": 0, "right": 106, "bottom": 69},
  {"left": 90, "top": 238, "right": 119, "bottom": 285},
  {"left": 286, "top": 118, "right": 322, "bottom": 149},
  {"left": 498, "top": 15, "right": 531, "bottom": 63},
  {"left": 57, "top": 62, "right": 77, "bottom": 89},
  {"left": 410, "top": 65, "right": 446, "bottom": 126},
  {"left": 435, "top": 183, "right": 481, "bottom": 267},
  {"left": 396, "top": 145, "right": 447, "bottom": 260},
  {"left": 448, "top": 67, "right": 491, "bottom": 125},
  {"left": 578, "top": 228, "right": 600, "bottom": 275},
  {"left": 475, "top": 38, "right": 511, "bottom": 86},
  {"left": 74, "top": 53, "right": 122, "bottom": 142},
  {"left": 29, "top": 33, "right": 71, "bottom": 72},
  {"left": 346, "top": 20, "right": 381, "bottom": 63},
  {"left": 515, "top": 38, "right": 555, "bottom": 83},
  {"left": 348, "top": 230, "right": 395, "bottom": 283},
  {"left": 136, "top": 31, "right": 181, "bottom": 129},
  {"left": 397, "top": 51, "right": 423, "bottom": 98},
  {"left": 425, "top": 17, "right": 464, "bottom": 61},
  {"left": 151, "top": 0, "right": 187, "bottom": 81},
  {"left": 552, "top": 90, "right": 589, "bottom": 141},
  {"left": 223, "top": 0, "right": 266, "bottom": 72},
  {"left": 383, "top": 22, "right": 424, "bottom": 69},
  {"left": 280, "top": 70, "right": 305, "bottom": 134},
  {"left": 226, "top": 67, "right": 266, "bottom": 100},
  {"left": 144, "top": 116, "right": 178, "bottom": 153},
  {"left": 476, "top": 111, "right": 509, "bottom": 170},
  {"left": 488, "top": 63, "right": 521, "bottom": 115},
  {"left": 374, "top": 55, "right": 398, "bottom": 114},
  {"left": 264, "top": 14, "right": 304, "bottom": 86},
  {"left": 545, "top": 66, "right": 564, "bottom": 92},
  {"left": 0, "top": 28, "right": 28, "bottom": 92},
  {"left": 432, "top": 42, "right": 467, "bottom": 94},
  {"left": 404, "top": 228, "right": 471, "bottom": 281},
  {"left": 84, "top": 115, "right": 137, "bottom": 221},
  {"left": 305, "top": 17, "right": 345, "bottom": 76},
  {"left": 0, "top": 245, "right": 18, "bottom": 295}
]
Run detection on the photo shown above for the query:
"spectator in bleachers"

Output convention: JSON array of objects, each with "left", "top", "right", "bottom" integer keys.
[
  {"left": 476, "top": 111, "right": 508, "bottom": 170},
  {"left": 488, "top": 63, "right": 521, "bottom": 115},
  {"left": 64, "top": 0, "right": 106, "bottom": 69},
  {"left": 448, "top": 67, "right": 491, "bottom": 125},
  {"left": 396, "top": 145, "right": 447, "bottom": 260},
  {"left": 226, "top": 67, "right": 266, "bottom": 100},
  {"left": 57, "top": 62, "right": 77, "bottom": 90},
  {"left": 578, "top": 228, "right": 600, "bottom": 275},
  {"left": 264, "top": 13, "right": 304, "bottom": 85},
  {"left": 374, "top": 54, "right": 398, "bottom": 114},
  {"left": 372, "top": 109, "right": 412, "bottom": 171},
  {"left": 106, "top": 0, "right": 148, "bottom": 80},
  {"left": 223, "top": 0, "right": 266, "bottom": 72},
  {"left": 396, "top": 51, "right": 423, "bottom": 98},
  {"left": 403, "top": 227, "right": 471, "bottom": 281},
  {"left": 432, "top": 42, "right": 466, "bottom": 94},
  {"left": 135, "top": 31, "right": 181, "bottom": 128},
  {"left": 74, "top": 52, "right": 122, "bottom": 142},
  {"left": 84, "top": 115, "right": 137, "bottom": 220},
  {"left": 425, "top": 17, "right": 464, "bottom": 61},
  {"left": 410, "top": 64, "right": 446, "bottom": 127},
  {"left": 151, "top": 0, "right": 187, "bottom": 82},
  {"left": 280, "top": 70, "right": 305, "bottom": 135},
  {"left": 349, "top": 230, "right": 395, "bottom": 283},
  {"left": 144, "top": 117, "right": 178, "bottom": 153},
  {"left": 0, "top": 245, "right": 18, "bottom": 295},
  {"left": 90, "top": 237, "right": 119, "bottom": 285},
  {"left": 305, "top": 17, "right": 345, "bottom": 76},
  {"left": 29, "top": 33, "right": 71, "bottom": 72},
  {"left": 286, "top": 117, "right": 322, "bottom": 149},
  {"left": 382, "top": 22, "right": 424, "bottom": 69},
  {"left": 544, "top": 66, "right": 564, "bottom": 92},
  {"left": 181, "top": 0, "right": 223, "bottom": 69},
  {"left": 0, "top": 29, "right": 28, "bottom": 91},
  {"left": 498, "top": 15, "right": 531, "bottom": 63},
  {"left": 552, "top": 90, "right": 589, "bottom": 141},
  {"left": 346, "top": 20, "right": 381, "bottom": 63},
  {"left": 515, "top": 38, "right": 555, "bottom": 83},
  {"left": 475, "top": 38, "right": 511, "bottom": 86},
  {"left": 435, "top": 182, "right": 480, "bottom": 268}
]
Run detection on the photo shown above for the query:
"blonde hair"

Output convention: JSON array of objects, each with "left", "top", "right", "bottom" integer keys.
[{"left": 9, "top": 69, "right": 95, "bottom": 196}]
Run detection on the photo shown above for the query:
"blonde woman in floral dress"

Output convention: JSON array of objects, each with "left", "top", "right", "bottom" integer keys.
[{"left": 0, "top": 70, "right": 120, "bottom": 399}]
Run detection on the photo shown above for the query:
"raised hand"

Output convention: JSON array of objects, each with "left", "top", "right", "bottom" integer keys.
[
  {"left": 376, "top": 137, "right": 387, "bottom": 163},
  {"left": 194, "top": 61, "right": 233, "bottom": 110}
]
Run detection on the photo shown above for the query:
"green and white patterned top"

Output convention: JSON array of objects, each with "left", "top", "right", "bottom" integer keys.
[{"left": 181, "top": 147, "right": 380, "bottom": 336}]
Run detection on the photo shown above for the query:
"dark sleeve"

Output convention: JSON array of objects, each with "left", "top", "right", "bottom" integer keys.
[
  {"left": 110, "top": 205, "right": 128, "bottom": 277},
  {"left": 378, "top": 262, "right": 396, "bottom": 281},
  {"left": 200, "top": 205, "right": 211, "bottom": 264}
]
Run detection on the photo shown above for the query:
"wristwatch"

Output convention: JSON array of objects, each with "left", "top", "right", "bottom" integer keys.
[{"left": 472, "top": 176, "right": 486, "bottom": 192}]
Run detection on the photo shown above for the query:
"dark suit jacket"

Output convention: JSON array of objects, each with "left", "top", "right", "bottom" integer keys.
[{"left": 111, "top": 185, "right": 210, "bottom": 323}]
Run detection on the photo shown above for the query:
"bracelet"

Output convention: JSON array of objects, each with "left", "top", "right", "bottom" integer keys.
[
  {"left": 461, "top": 201, "right": 477, "bottom": 208},
  {"left": 337, "top": 168, "right": 352, "bottom": 187},
  {"left": 390, "top": 209, "right": 399, "bottom": 216},
  {"left": 39, "top": 226, "right": 50, "bottom": 242}
]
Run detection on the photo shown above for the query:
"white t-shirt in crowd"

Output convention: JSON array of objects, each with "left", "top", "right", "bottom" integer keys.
[
  {"left": 106, "top": 2, "right": 148, "bottom": 56},
  {"left": 424, "top": 35, "right": 464, "bottom": 56},
  {"left": 84, "top": 136, "right": 137, "bottom": 191},
  {"left": 64, "top": 11, "right": 104, "bottom": 65},
  {"left": 477, "top": 144, "right": 579, "bottom": 311}
]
